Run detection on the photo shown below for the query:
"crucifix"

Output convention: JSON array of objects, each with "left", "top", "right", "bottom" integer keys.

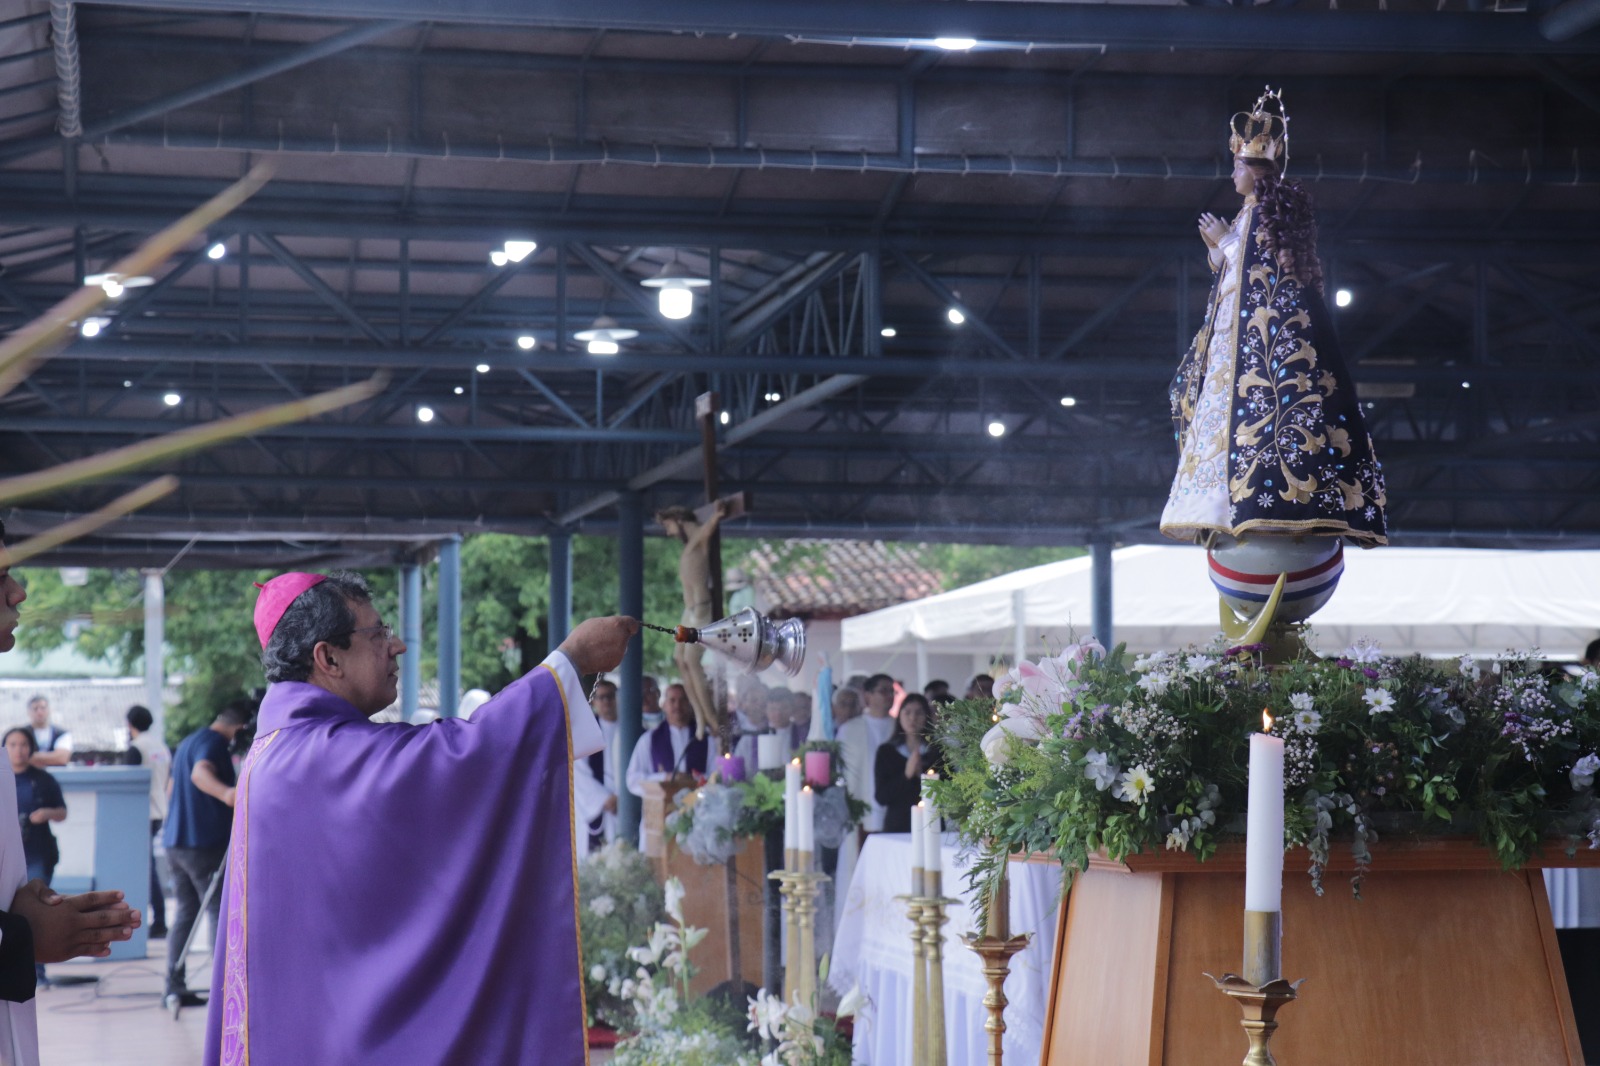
[{"left": 689, "top": 390, "right": 754, "bottom": 989}]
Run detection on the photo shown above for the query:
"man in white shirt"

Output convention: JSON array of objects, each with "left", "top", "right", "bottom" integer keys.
[
  {"left": 125, "top": 705, "right": 172, "bottom": 938},
  {"left": 625, "top": 684, "right": 709, "bottom": 798},
  {"left": 573, "top": 680, "right": 620, "bottom": 856},
  {"left": 835, "top": 673, "right": 900, "bottom": 832},
  {"left": 25, "top": 697, "right": 70, "bottom": 769},
  {"left": 624, "top": 683, "right": 710, "bottom": 849}
]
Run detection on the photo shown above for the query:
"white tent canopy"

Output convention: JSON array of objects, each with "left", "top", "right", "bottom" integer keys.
[{"left": 841, "top": 546, "right": 1600, "bottom": 663}]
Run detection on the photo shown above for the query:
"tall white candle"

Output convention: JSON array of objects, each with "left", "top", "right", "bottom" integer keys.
[
  {"left": 1244, "top": 711, "right": 1285, "bottom": 913},
  {"left": 757, "top": 734, "right": 785, "bottom": 771},
  {"left": 911, "top": 801, "right": 925, "bottom": 865},
  {"left": 784, "top": 759, "right": 802, "bottom": 853},
  {"left": 924, "top": 806, "right": 942, "bottom": 874},
  {"left": 798, "top": 786, "right": 815, "bottom": 853}
]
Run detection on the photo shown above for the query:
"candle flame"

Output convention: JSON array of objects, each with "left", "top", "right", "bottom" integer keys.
[
  {"left": 791, "top": 757, "right": 800, "bottom": 765},
  {"left": 802, "top": 784, "right": 812, "bottom": 794},
  {"left": 1262, "top": 709, "right": 1274, "bottom": 732}
]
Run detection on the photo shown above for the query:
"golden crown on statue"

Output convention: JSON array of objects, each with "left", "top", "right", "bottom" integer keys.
[{"left": 1229, "top": 86, "right": 1290, "bottom": 172}]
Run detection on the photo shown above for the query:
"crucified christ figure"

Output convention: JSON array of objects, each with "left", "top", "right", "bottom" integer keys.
[{"left": 656, "top": 500, "right": 726, "bottom": 740}]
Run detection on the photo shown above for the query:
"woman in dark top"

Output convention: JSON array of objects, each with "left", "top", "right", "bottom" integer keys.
[
  {"left": 873, "top": 693, "right": 945, "bottom": 834},
  {"left": 6, "top": 728, "right": 65, "bottom": 885}
]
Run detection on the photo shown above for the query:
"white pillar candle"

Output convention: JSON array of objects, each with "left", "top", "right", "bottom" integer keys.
[
  {"left": 911, "top": 800, "right": 925, "bottom": 865},
  {"left": 924, "top": 807, "right": 942, "bottom": 874},
  {"left": 798, "top": 785, "right": 815, "bottom": 853},
  {"left": 1244, "top": 711, "right": 1286, "bottom": 913},
  {"left": 758, "top": 734, "right": 786, "bottom": 770},
  {"left": 784, "top": 758, "right": 802, "bottom": 853}
]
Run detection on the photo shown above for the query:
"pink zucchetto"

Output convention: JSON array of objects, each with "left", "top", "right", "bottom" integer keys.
[{"left": 253, "top": 572, "right": 328, "bottom": 648}]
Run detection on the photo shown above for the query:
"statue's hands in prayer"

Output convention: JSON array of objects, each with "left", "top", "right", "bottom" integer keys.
[
  {"left": 1197, "top": 213, "right": 1229, "bottom": 247},
  {"left": 559, "top": 616, "right": 641, "bottom": 676},
  {"left": 12, "top": 881, "right": 141, "bottom": 962}
]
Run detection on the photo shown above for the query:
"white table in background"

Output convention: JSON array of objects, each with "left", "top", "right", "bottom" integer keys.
[{"left": 829, "top": 833, "right": 1061, "bottom": 1065}]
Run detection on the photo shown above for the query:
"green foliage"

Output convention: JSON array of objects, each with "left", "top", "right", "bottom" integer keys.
[
  {"left": 929, "top": 642, "right": 1600, "bottom": 910},
  {"left": 911, "top": 542, "right": 1085, "bottom": 591}
]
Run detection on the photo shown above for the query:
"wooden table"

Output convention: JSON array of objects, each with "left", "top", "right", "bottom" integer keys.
[{"left": 1036, "top": 839, "right": 1600, "bottom": 1066}]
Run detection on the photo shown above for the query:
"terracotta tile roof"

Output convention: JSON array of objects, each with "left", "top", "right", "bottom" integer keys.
[{"left": 737, "top": 540, "right": 944, "bottom": 620}]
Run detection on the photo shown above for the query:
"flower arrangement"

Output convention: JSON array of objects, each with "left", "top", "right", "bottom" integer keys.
[
  {"left": 577, "top": 841, "right": 666, "bottom": 1028},
  {"left": 667, "top": 744, "right": 866, "bottom": 864},
  {"left": 607, "top": 876, "right": 758, "bottom": 1066},
  {"left": 603, "top": 873, "right": 863, "bottom": 1066},
  {"left": 746, "top": 960, "right": 863, "bottom": 1066},
  {"left": 928, "top": 638, "right": 1600, "bottom": 904}
]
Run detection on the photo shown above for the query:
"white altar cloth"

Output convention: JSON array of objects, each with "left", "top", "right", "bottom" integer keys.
[{"left": 829, "top": 833, "right": 1062, "bottom": 1065}]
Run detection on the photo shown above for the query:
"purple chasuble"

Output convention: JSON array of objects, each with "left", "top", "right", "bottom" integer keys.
[
  {"left": 205, "top": 658, "right": 596, "bottom": 1066},
  {"left": 648, "top": 722, "right": 707, "bottom": 776}
]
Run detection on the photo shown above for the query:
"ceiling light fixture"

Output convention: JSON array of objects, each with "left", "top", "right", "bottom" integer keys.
[
  {"left": 947, "top": 307, "right": 966, "bottom": 326},
  {"left": 416, "top": 405, "right": 436, "bottom": 423},
  {"left": 207, "top": 242, "right": 227, "bottom": 260},
  {"left": 933, "top": 37, "right": 977, "bottom": 50},
  {"left": 85, "top": 272, "right": 153, "bottom": 298},
  {"left": 490, "top": 239, "right": 538, "bottom": 267},
  {"left": 881, "top": 326, "right": 897, "bottom": 338},
  {"left": 987, "top": 420, "right": 1006, "bottom": 438},
  {"left": 1335, "top": 288, "right": 1353, "bottom": 308},
  {"left": 764, "top": 391, "right": 783, "bottom": 403},
  {"left": 516, "top": 335, "right": 536, "bottom": 350},
  {"left": 719, "top": 411, "right": 731, "bottom": 425},
  {"left": 476, "top": 363, "right": 491, "bottom": 374},
  {"left": 640, "top": 257, "right": 710, "bottom": 320},
  {"left": 79, "top": 317, "right": 110, "bottom": 338},
  {"left": 163, "top": 392, "right": 182, "bottom": 407},
  {"left": 1059, "top": 396, "right": 1077, "bottom": 407},
  {"left": 453, "top": 386, "right": 464, "bottom": 395},
  {"left": 574, "top": 315, "right": 638, "bottom": 356}
]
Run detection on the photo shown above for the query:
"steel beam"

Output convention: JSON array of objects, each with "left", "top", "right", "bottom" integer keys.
[
  {"left": 71, "top": 1, "right": 1600, "bottom": 55},
  {"left": 437, "top": 535, "right": 461, "bottom": 716}
]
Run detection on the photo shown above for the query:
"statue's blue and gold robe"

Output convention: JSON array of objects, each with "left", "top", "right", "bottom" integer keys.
[{"left": 1162, "top": 199, "right": 1387, "bottom": 546}]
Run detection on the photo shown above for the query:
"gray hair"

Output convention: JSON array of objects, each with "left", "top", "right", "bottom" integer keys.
[{"left": 260, "top": 570, "right": 371, "bottom": 683}]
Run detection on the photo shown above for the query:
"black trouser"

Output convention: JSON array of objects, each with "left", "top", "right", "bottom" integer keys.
[
  {"left": 149, "top": 819, "right": 166, "bottom": 933},
  {"left": 165, "top": 845, "right": 225, "bottom": 995}
]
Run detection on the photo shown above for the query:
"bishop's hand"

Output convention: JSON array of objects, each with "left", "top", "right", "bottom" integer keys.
[{"left": 559, "top": 616, "right": 640, "bottom": 676}]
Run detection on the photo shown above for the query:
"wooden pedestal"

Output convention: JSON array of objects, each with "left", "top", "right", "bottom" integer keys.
[
  {"left": 641, "top": 780, "right": 766, "bottom": 997},
  {"left": 1037, "top": 840, "right": 1600, "bottom": 1066}
]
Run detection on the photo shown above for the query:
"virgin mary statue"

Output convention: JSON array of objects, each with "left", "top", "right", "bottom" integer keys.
[{"left": 1162, "top": 88, "right": 1387, "bottom": 550}]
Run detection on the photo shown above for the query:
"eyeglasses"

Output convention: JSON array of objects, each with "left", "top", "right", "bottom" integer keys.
[{"left": 350, "top": 624, "right": 396, "bottom": 644}]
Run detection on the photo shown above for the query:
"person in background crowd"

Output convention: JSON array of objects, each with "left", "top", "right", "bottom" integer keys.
[
  {"left": 731, "top": 677, "right": 771, "bottom": 770},
  {"left": 124, "top": 705, "right": 171, "bottom": 938},
  {"left": 625, "top": 683, "right": 708, "bottom": 849},
  {"left": 1584, "top": 638, "right": 1600, "bottom": 669},
  {"left": 24, "top": 697, "right": 70, "bottom": 769},
  {"left": 164, "top": 699, "right": 252, "bottom": 1008},
  {"left": 789, "top": 692, "right": 813, "bottom": 747},
  {"left": 837, "top": 673, "right": 899, "bottom": 832},
  {"left": 640, "top": 674, "right": 663, "bottom": 730},
  {"left": 573, "top": 679, "right": 619, "bottom": 855},
  {"left": 965, "top": 673, "right": 996, "bottom": 701},
  {"left": 831, "top": 687, "right": 861, "bottom": 728},
  {"left": 5, "top": 729, "right": 66, "bottom": 987},
  {"left": 873, "top": 693, "right": 945, "bottom": 834},
  {"left": 923, "top": 679, "right": 953, "bottom": 705}
]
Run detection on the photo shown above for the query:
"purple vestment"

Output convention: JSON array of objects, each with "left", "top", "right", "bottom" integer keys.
[{"left": 205, "top": 654, "right": 599, "bottom": 1065}]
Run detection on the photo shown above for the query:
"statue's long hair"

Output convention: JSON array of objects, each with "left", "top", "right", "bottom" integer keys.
[{"left": 1246, "top": 160, "right": 1325, "bottom": 297}]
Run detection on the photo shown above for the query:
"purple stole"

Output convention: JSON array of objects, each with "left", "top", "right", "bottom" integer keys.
[{"left": 649, "top": 723, "right": 707, "bottom": 776}]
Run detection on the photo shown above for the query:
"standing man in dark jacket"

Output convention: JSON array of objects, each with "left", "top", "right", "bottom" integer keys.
[{"left": 163, "top": 699, "right": 252, "bottom": 1006}]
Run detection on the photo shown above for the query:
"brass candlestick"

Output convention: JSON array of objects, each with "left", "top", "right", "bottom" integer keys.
[
  {"left": 920, "top": 870, "right": 956, "bottom": 1066},
  {"left": 962, "top": 869, "right": 1032, "bottom": 1066},
  {"left": 1207, "top": 909, "right": 1301, "bottom": 1066},
  {"left": 897, "top": 888, "right": 929, "bottom": 1066},
  {"left": 789, "top": 864, "right": 828, "bottom": 1009},
  {"left": 769, "top": 868, "right": 801, "bottom": 1004}
]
